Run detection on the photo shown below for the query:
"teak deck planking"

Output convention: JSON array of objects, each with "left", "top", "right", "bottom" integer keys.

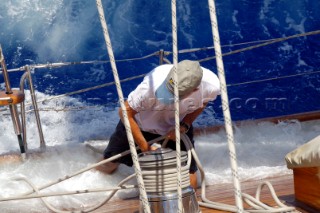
[{"left": 91, "top": 174, "right": 318, "bottom": 213}]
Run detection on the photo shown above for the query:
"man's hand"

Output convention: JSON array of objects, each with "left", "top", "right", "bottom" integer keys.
[
  {"left": 150, "top": 143, "right": 161, "bottom": 151},
  {"left": 140, "top": 143, "right": 159, "bottom": 152}
]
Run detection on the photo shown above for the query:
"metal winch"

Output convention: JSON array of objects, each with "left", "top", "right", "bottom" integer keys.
[{"left": 138, "top": 148, "right": 200, "bottom": 213}]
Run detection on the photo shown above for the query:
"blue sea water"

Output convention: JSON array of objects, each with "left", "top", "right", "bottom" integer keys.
[
  {"left": 1, "top": 0, "right": 319, "bottom": 123},
  {"left": 0, "top": 1, "right": 320, "bottom": 211}
]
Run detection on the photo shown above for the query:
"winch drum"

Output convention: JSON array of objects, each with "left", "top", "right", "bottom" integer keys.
[{"left": 138, "top": 148, "right": 200, "bottom": 213}]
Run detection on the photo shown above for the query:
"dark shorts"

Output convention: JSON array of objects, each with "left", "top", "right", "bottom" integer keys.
[{"left": 103, "top": 120, "right": 198, "bottom": 173}]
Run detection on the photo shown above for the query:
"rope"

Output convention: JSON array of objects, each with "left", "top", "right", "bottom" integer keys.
[
  {"left": 0, "top": 73, "right": 146, "bottom": 115},
  {"left": 0, "top": 67, "right": 317, "bottom": 115},
  {"left": 1, "top": 30, "right": 319, "bottom": 115},
  {"left": 227, "top": 69, "right": 320, "bottom": 87},
  {"left": 208, "top": 1, "right": 244, "bottom": 212},
  {"left": 0, "top": 45, "right": 4, "bottom": 63},
  {"left": 2, "top": 29, "right": 319, "bottom": 74},
  {"left": 0, "top": 3, "right": 314, "bottom": 213},
  {"left": 95, "top": 1, "right": 150, "bottom": 213},
  {"left": 199, "top": 29, "right": 320, "bottom": 63},
  {"left": 1, "top": 69, "right": 318, "bottom": 115},
  {"left": 170, "top": 1, "right": 183, "bottom": 212},
  {"left": 0, "top": 178, "right": 136, "bottom": 202},
  {"left": 1, "top": 134, "right": 297, "bottom": 212},
  {"left": 1, "top": 137, "right": 165, "bottom": 213},
  {"left": 182, "top": 30, "right": 320, "bottom": 55},
  {"left": 140, "top": 147, "right": 192, "bottom": 193},
  {"left": 1, "top": 30, "right": 318, "bottom": 116},
  {"left": 10, "top": 174, "right": 138, "bottom": 213},
  {"left": 178, "top": 38, "right": 278, "bottom": 54},
  {"left": 1, "top": 52, "right": 161, "bottom": 73},
  {"left": 180, "top": 134, "right": 297, "bottom": 213},
  {"left": 28, "top": 73, "right": 146, "bottom": 106}
]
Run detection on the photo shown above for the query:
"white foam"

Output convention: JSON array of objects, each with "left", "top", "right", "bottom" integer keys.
[{"left": 1, "top": 91, "right": 319, "bottom": 211}]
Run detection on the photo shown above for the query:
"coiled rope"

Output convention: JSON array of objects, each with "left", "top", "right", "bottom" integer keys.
[
  {"left": 179, "top": 134, "right": 297, "bottom": 213},
  {"left": 95, "top": 1, "right": 150, "bottom": 212},
  {"left": 139, "top": 147, "right": 192, "bottom": 193},
  {"left": 208, "top": 0, "right": 243, "bottom": 212}
]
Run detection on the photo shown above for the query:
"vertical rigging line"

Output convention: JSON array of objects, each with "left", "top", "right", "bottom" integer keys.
[
  {"left": 95, "top": 1, "right": 151, "bottom": 213},
  {"left": 171, "top": 0, "right": 183, "bottom": 212},
  {"left": 207, "top": 0, "right": 244, "bottom": 212}
]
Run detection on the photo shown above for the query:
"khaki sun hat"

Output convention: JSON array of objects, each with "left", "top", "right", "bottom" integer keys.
[{"left": 155, "top": 60, "right": 203, "bottom": 104}]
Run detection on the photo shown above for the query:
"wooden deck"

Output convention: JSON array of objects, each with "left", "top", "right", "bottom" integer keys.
[
  {"left": 91, "top": 111, "right": 320, "bottom": 213},
  {"left": 1, "top": 111, "right": 319, "bottom": 212},
  {"left": 92, "top": 174, "right": 318, "bottom": 213}
]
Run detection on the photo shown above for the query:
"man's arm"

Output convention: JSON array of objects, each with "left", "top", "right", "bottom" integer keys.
[
  {"left": 166, "top": 103, "right": 208, "bottom": 140},
  {"left": 119, "top": 101, "right": 150, "bottom": 152},
  {"left": 181, "top": 102, "right": 208, "bottom": 129}
]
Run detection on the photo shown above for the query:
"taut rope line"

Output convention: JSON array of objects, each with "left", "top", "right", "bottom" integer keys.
[
  {"left": 171, "top": 0, "right": 183, "bottom": 212},
  {"left": 2, "top": 29, "right": 319, "bottom": 74},
  {"left": 1, "top": 30, "right": 318, "bottom": 116},
  {"left": 95, "top": 1, "right": 150, "bottom": 213},
  {"left": 1, "top": 69, "right": 319, "bottom": 115},
  {"left": 2, "top": 30, "right": 319, "bottom": 74},
  {"left": 208, "top": 0, "right": 244, "bottom": 212},
  {"left": 0, "top": 69, "right": 317, "bottom": 115},
  {"left": 199, "top": 29, "right": 320, "bottom": 63}
]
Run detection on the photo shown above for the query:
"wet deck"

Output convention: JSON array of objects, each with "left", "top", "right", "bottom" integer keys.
[
  {"left": 2, "top": 112, "right": 319, "bottom": 212},
  {"left": 91, "top": 174, "right": 318, "bottom": 213}
]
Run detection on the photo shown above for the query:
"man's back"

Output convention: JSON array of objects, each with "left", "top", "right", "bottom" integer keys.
[{"left": 127, "top": 64, "right": 220, "bottom": 135}]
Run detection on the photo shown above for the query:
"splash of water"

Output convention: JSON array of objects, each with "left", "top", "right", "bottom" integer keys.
[{"left": 0, "top": 91, "right": 319, "bottom": 212}]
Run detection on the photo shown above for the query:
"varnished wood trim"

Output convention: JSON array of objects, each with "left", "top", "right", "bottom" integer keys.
[
  {"left": 194, "top": 110, "right": 320, "bottom": 135},
  {"left": 0, "top": 90, "right": 25, "bottom": 105}
]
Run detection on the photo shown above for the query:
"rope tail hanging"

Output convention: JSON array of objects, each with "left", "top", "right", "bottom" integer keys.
[
  {"left": 95, "top": 1, "right": 151, "bottom": 213},
  {"left": 171, "top": 0, "right": 184, "bottom": 213},
  {"left": 207, "top": 0, "right": 244, "bottom": 212}
]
